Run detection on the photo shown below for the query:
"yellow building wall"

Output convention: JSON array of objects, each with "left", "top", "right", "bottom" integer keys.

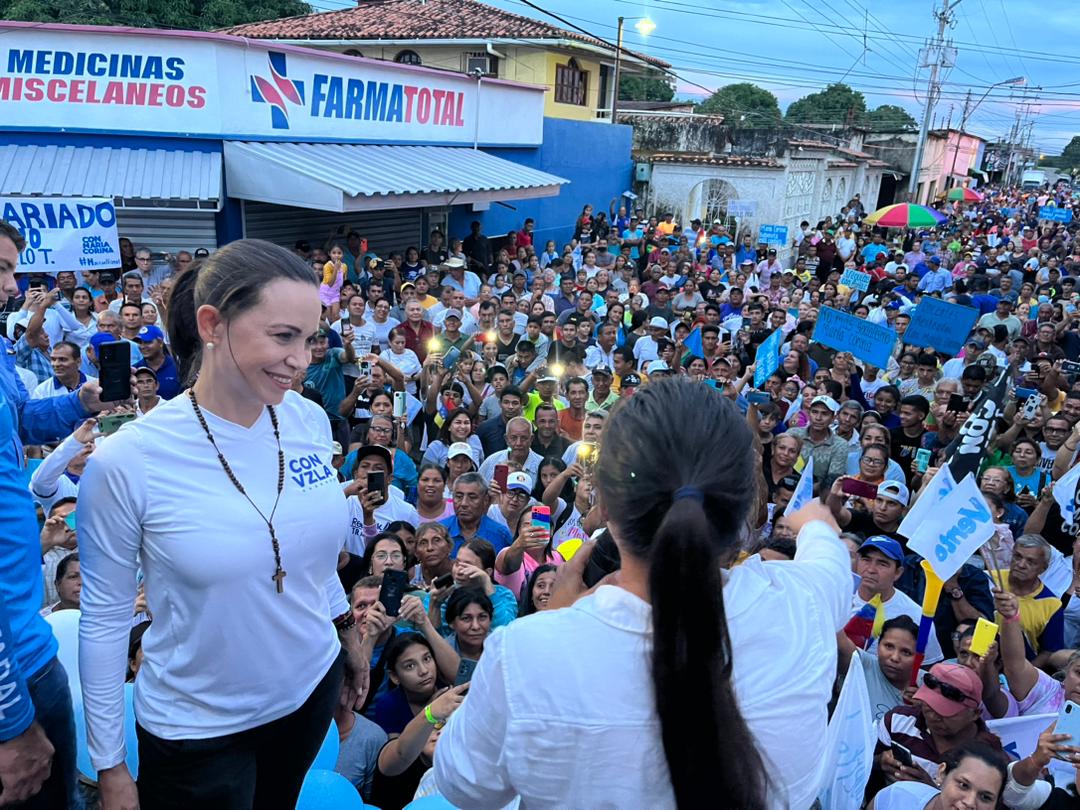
[
  {"left": 323, "top": 44, "right": 605, "bottom": 122},
  {"left": 541, "top": 52, "right": 601, "bottom": 121}
]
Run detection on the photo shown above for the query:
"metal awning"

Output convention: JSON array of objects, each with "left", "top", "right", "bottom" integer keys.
[
  {"left": 0, "top": 144, "right": 222, "bottom": 210},
  {"left": 223, "top": 141, "right": 567, "bottom": 213}
]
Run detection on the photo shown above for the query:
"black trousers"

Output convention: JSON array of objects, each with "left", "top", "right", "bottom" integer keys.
[{"left": 136, "top": 652, "right": 345, "bottom": 810}]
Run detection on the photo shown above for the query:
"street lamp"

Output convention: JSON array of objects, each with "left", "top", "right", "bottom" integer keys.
[
  {"left": 948, "top": 75, "right": 1025, "bottom": 183},
  {"left": 611, "top": 15, "right": 656, "bottom": 123}
]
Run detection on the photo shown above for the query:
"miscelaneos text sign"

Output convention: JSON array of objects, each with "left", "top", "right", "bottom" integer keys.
[{"left": 0, "top": 23, "right": 545, "bottom": 146}]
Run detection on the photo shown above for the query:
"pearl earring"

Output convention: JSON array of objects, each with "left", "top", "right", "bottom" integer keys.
[{"left": 206, "top": 341, "right": 215, "bottom": 350}]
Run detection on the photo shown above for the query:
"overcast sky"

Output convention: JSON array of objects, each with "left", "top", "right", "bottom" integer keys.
[{"left": 311, "top": 0, "right": 1080, "bottom": 156}]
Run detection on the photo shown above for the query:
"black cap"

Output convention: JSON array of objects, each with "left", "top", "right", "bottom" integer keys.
[
  {"left": 621, "top": 372, "right": 642, "bottom": 387},
  {"left": 355, "top": 444, "right": 393, "bottom": 468}
]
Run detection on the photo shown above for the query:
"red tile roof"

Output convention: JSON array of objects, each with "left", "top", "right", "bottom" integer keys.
[{"left": 222, "top": 0, "right": 669, "bottom": 68}]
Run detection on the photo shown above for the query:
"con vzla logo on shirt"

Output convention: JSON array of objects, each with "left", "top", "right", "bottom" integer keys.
[{"left": 288, "top": 453, "right": 335, "bottom": 491}]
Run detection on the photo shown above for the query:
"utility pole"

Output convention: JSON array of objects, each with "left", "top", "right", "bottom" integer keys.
[
  {"left": 908, "top": 0, "right": 961, "bottom": 201},
  {"left": 1005, "top": 85, "right": 1041, "bottom": 186},
  {"left": 946, "top": 90, "right": 971, "bottom": 184}
]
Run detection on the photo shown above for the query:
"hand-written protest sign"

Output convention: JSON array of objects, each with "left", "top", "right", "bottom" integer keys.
[
  {"left": 902, "top": 297, "right": 980, "bottom": 355},
  {"left": 727, "top": 199, "right": 757, "bottom": 217},
  {"left": 753, "top": 327, "right": 784, "bottom": 387},
  {"left": 907, "top": 474, "right": 996, "bottom": 582},
  {"left": 1039, "top": 206, "right": 1073, "bottom": 223},
  {"left": 839, "top": 269, "right": 871, "bottom": 292},
  {"left": 812, "top": 306, "right": 896, "bottom": 370},
  {"left": 758, "top": 224, "right": 788, "bottom": 246},
  {"left": 3, "top": 197, "right": 120, "bottom": 273}
]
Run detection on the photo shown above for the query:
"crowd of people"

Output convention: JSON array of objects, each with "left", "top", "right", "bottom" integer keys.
[{"left": 2, "top": 179, "right": 1080, "bottom": 809}]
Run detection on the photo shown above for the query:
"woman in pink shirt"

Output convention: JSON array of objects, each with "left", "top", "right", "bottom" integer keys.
[{"left": 494, "top": 510, "right": 564, "bottom": 598}]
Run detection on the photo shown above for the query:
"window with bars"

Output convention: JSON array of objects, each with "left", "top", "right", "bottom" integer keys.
[
  {"left": 554, "top": 59, "right": 588, "bottom": 106},
  {"left": 394, "top": 50, "right": 422, "bottom": 66}
]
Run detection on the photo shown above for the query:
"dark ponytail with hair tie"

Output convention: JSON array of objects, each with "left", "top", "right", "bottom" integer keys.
[
  {"left": 166, "top": 240, "right": 317, "bottom": 386},
  {"left": 595, "top": 378, "right": 769, "bottom": 807}
]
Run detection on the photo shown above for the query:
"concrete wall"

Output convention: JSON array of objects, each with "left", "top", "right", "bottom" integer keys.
[
  {"left": 648, "top": 162, "right": 786, "bottom": 251},
  {"left": 646, "top": 156, "right": 883, "bottom": 262},
  {"left": 627, "top": 119, "right": 794, "bottom": 158},
  {"left": 449, "top": 116, "right": 633, "bottom": 250}
]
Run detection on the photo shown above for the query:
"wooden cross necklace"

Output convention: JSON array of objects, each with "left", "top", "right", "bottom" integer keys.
[{"left": 188, "top": 388, "right": 288, "bottom": 593}]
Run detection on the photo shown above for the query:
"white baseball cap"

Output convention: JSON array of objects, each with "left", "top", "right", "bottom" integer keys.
[
  {"left": 447, "top": 442, "right": 476, "bottom": 464},
  {"left": 506, "top": 471, "right": 533, "bottom": 493},
  {"left": 810, "top": 395, "right": 841, "bottom": 413},
  {"left": 648, "top": 316, "right": 669, "bottom": 329}
]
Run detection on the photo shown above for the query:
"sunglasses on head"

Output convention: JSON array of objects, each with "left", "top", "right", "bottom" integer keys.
[{"left": 923, "top": 673, "right": 978, "bottom": 708}]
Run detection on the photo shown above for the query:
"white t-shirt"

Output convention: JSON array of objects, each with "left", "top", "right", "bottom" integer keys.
[
  {"left": 344, "top": 487, "right": 422, "bottom": 556},
  {"left": 369, "top": 317, "right": 401, "bottom": 351},
  {"left": 78, "top": 391, "right": 349, "bottom": 770},
  {"left": 331, "top": 318, "right": 376, "bottom": 368},
  {"left": 30, "top": 375, "right": 96, "bottom": 400},
  {"left": 435, "top": 521, "right": 851, "bottom": 809},
  {"left": 382, "top": 348, "right": 422, "bottom": 395},
  {"left": 478, "top": 449, "right": 543, "bottom": 484}
]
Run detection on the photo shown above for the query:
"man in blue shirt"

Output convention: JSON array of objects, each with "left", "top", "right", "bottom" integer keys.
[
  {"left": 0, "top": 219, "right": 119, "bottom": 807},
  {"left": 441, "top": 472, "right": 512, "bottom": 554},
  {"left": 916, "top": 257, "right": 953, "bottom": 294},
  {"left": 620, "top": 217, "right": 645, "bottom": 262},
  {"left": 134, "top": 324, "right": 181, "bottom": 400}
]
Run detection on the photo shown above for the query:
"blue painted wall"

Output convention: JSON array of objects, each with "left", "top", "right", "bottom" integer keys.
[{"left": 449, "top": 117, "right": 633, "bottom": 252}]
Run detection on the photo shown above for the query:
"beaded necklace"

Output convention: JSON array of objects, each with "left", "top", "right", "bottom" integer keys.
[{"left": 188, "top": 388, "right": 287, "bottom": 593}]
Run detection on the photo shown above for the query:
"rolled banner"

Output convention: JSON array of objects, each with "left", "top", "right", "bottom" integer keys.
[{"left": 910, "top": 559, "right": 945, "bottom": 686}]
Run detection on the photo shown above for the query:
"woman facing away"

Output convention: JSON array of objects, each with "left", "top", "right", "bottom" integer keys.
[
  {"left": 433, "top": 378, "right": 852, "bottom": 808},
  {"left": 78, "top": 239, "right": 367, "bottom": 809}
]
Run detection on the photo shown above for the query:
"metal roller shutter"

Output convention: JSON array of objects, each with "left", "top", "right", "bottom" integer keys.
[
  {"left": 242, "top": 202, "right": 424, "bottom": 256},
  {"left": 115, "top": 209, "right": 218, "bottom": 255}
]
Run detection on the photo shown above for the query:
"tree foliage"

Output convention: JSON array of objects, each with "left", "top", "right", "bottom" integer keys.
[
  {"left": 1040, "top": 136, "right": 1080, "bottom": 171},
  {"left": 862, "top": 104, "right": 918, "bottom": 132},
  {"left": 695, "top": 82, "right": 781, "bottom": 127},
  {"left": 0, "top": 0, "right": 311, "bottom": 29},
  {"left": 618, "top": 71, "right": 675, "bottom": 102},
  {"left": 785, "top": 82, "right": 867, "bottom": 126}
]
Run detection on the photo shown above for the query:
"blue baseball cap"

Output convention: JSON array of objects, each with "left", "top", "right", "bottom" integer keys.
[
  {"left": 859, "top": 536, "right": 904, "bottom": 563},
  {"left": 136, "top": 325, "right": 164, "bottom": 343},
  {"left": 89, "top": 332, "right": 117, "bottom": 354}
]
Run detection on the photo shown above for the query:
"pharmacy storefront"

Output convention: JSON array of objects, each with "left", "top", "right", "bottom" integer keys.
[{"left": 0, "top": 22, "right": 565, "bottom": 259}]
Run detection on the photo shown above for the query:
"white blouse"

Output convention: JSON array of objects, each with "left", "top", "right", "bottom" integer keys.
[
  {"left": 78, "top": 391, "right": 349, "bottom": 770},
  {"left": 434, "top": 520, "right": 851, "bottom": 809}
]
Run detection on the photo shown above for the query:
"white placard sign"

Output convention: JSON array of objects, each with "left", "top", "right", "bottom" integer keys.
[{"left": 4, "top": 196, "right": 120, "bottom": 272}]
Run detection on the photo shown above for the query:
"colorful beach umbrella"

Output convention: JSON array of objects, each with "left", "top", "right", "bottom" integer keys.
[
  {"left": 863, "top": 203, "right": 949, "bottom": 228},
  {"left": 946, "top": 187, "right": 983, "bottom": 202}
]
